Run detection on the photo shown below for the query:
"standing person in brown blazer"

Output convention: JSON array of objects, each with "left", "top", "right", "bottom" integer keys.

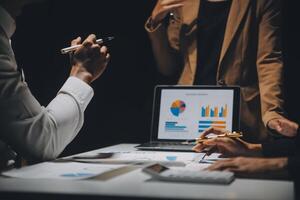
[{"left": 145, "top": 0, "right": 298, "bottom": 142}]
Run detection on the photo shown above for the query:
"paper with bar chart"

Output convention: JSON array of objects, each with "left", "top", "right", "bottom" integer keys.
[{"left": 158, "top": 89, "right": 234, "bottom": 140}]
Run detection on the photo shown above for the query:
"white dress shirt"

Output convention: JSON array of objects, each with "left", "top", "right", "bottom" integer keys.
[{"left": 0, "top": 6, "right": 94, "bottom": 161}]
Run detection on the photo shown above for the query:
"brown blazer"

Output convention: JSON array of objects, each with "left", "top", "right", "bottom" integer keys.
[{"left": 146, "top": 0, "right": 285, "bottom": 142}]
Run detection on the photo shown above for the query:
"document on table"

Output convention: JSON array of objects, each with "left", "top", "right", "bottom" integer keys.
[
  {"left": 200, "top": 153, "right": 228, "bottom": 164},
  {"left": 170, "top": 153, "right": 225, "bottom": 170},
  {"left": 72, "top": 151, "right": 206, "bottom": 165},
  {"left": 203, "top": 153, "right": 223, "bottom": 161},
  {"left": 2, "top": 162, "right": 124, "bottom": 180}
]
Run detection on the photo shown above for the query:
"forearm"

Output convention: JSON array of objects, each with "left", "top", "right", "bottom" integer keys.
[
  {"left": 1, "top": 77, "right": 93, "bottom": 161},
  {"left": 146, "top": 18, "right": 183, "bottom": 76},
  {"left": 41, "top": 76, "right": 94, "bottom": 159},
  {"left": 257, "top": 0, "right": 285, "bottom": 126}
]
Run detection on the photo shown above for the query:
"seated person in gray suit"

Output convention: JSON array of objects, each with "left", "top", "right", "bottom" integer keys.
[{"left": 0, "top": 0, "right": 110, "bottom": 169}]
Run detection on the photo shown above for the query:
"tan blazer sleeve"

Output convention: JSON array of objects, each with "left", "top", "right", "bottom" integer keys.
[
  {"left": 145, "top": 17, "right": 183, "bottom": 76},
  {"left": 256, "top": 0, "right": 285, "bottom": 126}
]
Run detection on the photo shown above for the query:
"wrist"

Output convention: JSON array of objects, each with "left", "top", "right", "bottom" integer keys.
[{"left": 70, "top": 65, "right": 93, "bottom": 84}]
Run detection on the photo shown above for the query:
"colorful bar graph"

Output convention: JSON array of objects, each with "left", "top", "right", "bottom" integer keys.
[
  {"left": 198, "top": 120, "right": 226, "bottom": 132},
  {"left": 201, "top": 104, "right": 228, "bottom": 118},
  {"left": 219, "top": 104, "right": 228, "bottom": 118}
]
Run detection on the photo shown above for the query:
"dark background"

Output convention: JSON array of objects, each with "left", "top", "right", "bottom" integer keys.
[{"left": 11, "top": 0, "right": 300, "bottom": 156}]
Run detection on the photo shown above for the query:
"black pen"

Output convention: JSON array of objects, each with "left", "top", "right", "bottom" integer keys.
[{"left": 61, "top": 36, "right": 114, "bottom": 54}]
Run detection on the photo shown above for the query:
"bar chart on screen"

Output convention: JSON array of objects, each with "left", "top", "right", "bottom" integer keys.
[
  {"left": 198, "top": 120, "right": 227, "bottom": 132},
  {"left": 157, "top": 89, "right": 234, "bottom": 140},
  {"left": 199, "top": 104, "right": 228, "bottom": 132},
  {"left": 201, "top": 104, "right": 228, "bottom": 118}
]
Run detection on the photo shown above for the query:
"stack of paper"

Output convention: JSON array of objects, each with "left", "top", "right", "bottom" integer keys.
[
  {"left": 71, "top": 151, "right": 206, "bottom": 166},
  {"left": 2, "top": 162, "right": 123, "bottom": 180}
]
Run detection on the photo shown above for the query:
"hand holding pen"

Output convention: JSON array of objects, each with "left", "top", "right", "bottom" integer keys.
[
  {"left": 150, "top": 0, "right": 185, "bottom": 28},
  {"left": 182, "top": 129, "right": 242, "bottom": 145},
  {"left": 61, "top": 36, "right": 114, "bottom": 54},
  {"left": 192, "top": 127, "right": 262, "bottom": 157},
  {"left": 68, "top": 34, "right": 111, "bottom": 84},
  {"left": 196, "top": 131, "right": 243, "bottom": 143}
]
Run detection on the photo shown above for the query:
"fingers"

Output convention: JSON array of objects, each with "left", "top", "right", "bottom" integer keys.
[
  {"left": 100, "top": 46, "right": 108, "bottom": 56},
  {"left": 269, "top": 118, "right": 284, "bottom": 132},
  {"left": 205, "top": 138, "right": 231, "bottom": 154},
  {"left": 71, "top": 34, "right": 97, "bottom": 48},
  {"left": 91, "top": 44, "right": 100, "bottom": 51},
  {"left": 206, "top": 159, "right": 237, "bottom": 171},
  {"left": 205, "top": 146, "right": 217, "bottom": 156},
  {"left": 80, "top": 35, "right": 109, "bottom": 59},
  {"left": 199, "top": 127, "right": 229, "bottom": 139},
  {"left": 161, "top": 3, "right": 184, "bottom": 12},
  {"left": 160, "top": 0, "right": 184, "bottom": 6},
  {"left": 83, "top": 34, "right": 97, "bottom": 48},
  {"left": 106, "top": 53, "right": 110, "bottom": 60},
  {"left": 268, "top": 118, "right": 299, "bottom": 137},
  {"left": 100, "top": 46, "right": 110, "bottom": 64},
  {"left": 152, "top": 0, "right": 184, "bottom": 23},
  {"left": 71, "top": 34, "right": 110, "bottom": 65},
  {"left": 279, "top": 118, "right": 298, "bottom": 137},
  {"left": 204, "top": 137, "right": 233, "bottom": 145},
  {"left": 71, "top": 36, "right": 81, "bottom": 46},
  {"left": 207, "top": 157, "right": 274, "bottom": 174},
  {"left": 204, "top": 137, "right": 245, "bottom": 157},
  {"left": 193, "top": 136, "right": 233, "bottom": 153},
  {"left": 275, "top": 120, "right": 283, "bottom": 132},
  {"left": 192, "top": 143, "right": 208, "bottom": 152},
  {"left": 192, "top": 137, "right": 220, "bottom": 152}
]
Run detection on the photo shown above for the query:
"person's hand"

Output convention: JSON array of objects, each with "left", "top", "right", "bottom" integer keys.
[
  {"left": 70, "top": 34, "right": 110, "bottom": 84},
  {"left": 192, "top": 127, "right": 262, "bottom": 157},
  {"left": 151, "top": 0, "right": 185, "bottom": 26},
  {"left": 268, "top": 117, "right": 299, "bottom": 137},
  {"left": 206, "top": 157, "right": 288, "bottom": 174}
]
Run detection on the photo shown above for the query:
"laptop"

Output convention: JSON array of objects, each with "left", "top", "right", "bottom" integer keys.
[{"left": 135, "top": 85, "right": 240, "bottom": 152}]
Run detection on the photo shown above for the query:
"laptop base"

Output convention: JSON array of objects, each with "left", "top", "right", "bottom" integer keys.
[{"left": 135, "top": 142, "right": 194, "bottom": 152}]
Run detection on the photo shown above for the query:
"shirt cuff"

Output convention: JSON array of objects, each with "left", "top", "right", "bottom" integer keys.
[{"left": 58, "top": 76, "right": 94, "bottom": 111}]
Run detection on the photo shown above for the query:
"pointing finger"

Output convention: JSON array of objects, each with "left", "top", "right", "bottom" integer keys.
[{"left": 71, "top": 36, "right": 81, "bottom": 46}]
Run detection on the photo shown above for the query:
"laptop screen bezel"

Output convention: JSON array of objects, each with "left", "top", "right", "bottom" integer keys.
[{"left": 150, "top": 85, "right": 240, "bottom": 142}]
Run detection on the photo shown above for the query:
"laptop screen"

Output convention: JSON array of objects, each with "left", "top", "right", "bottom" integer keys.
[{"left": 152, "top": 86, "right": 240, "bottom": 141}]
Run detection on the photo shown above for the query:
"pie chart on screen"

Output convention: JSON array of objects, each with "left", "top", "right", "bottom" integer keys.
[{"left": 170, "top": 100, "right": 186, "bottom": 117}]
